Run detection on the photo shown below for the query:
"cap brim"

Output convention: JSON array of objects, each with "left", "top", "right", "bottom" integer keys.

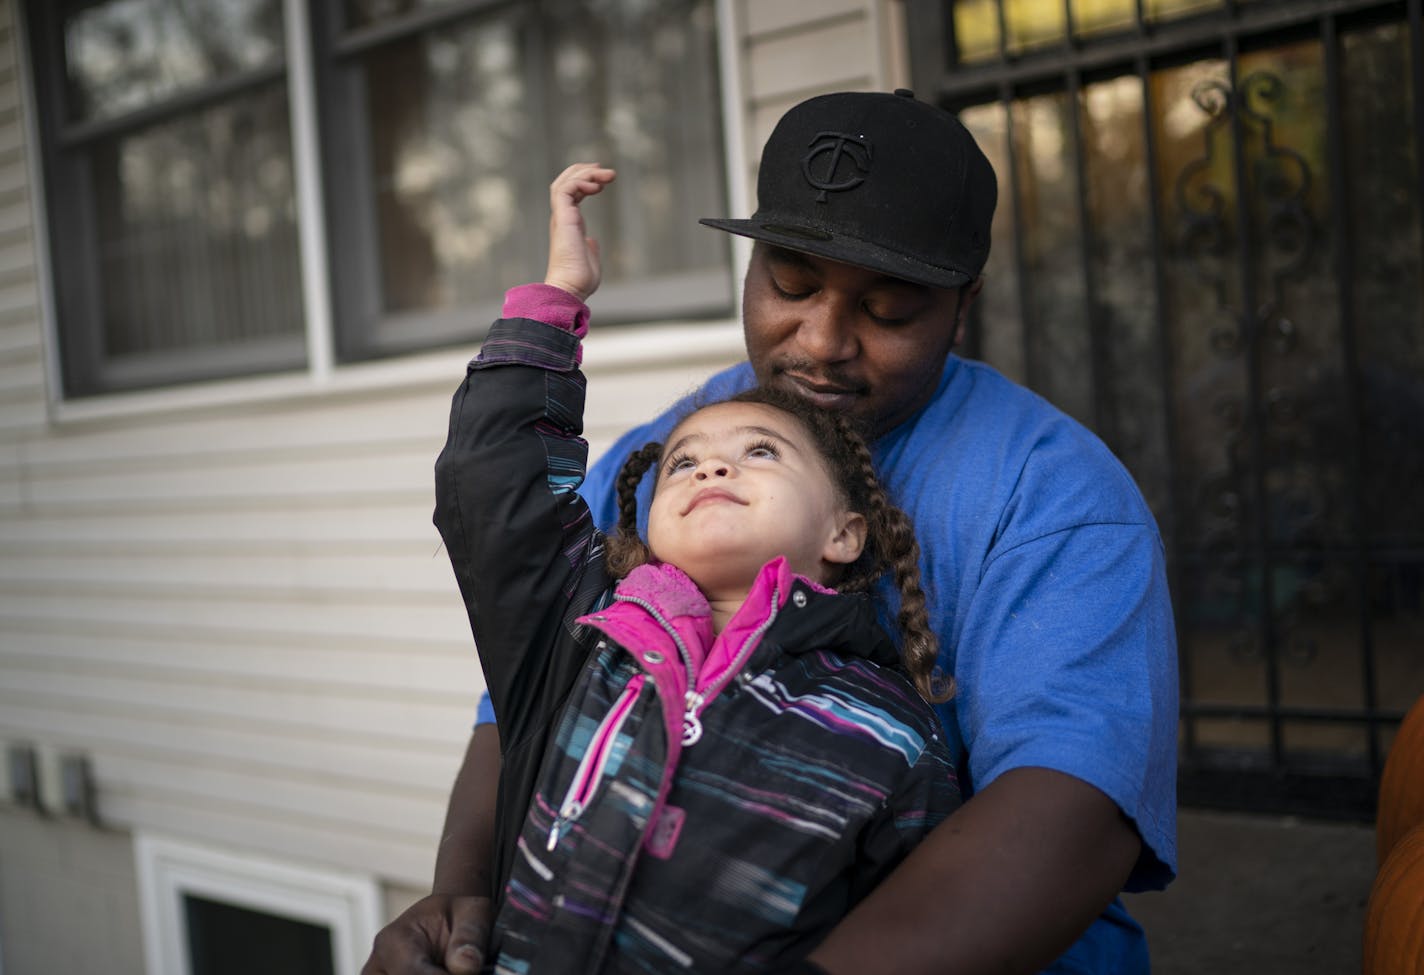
[{"left": 700, "top": 217, "right": 974, "bottom": 291}]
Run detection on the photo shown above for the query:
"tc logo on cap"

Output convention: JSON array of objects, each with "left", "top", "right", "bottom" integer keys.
[{"left": 801, "top": 133, "right": 872, "bottom": 203}]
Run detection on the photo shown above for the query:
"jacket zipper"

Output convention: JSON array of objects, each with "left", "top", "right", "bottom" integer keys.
[
  {"left": 682, "top": 583, "right": 781, "bottom": 746},
  {"left": 547, "top": 673, "right": 645, "bottom": 851},
  {"left": 611, "top": 592, "right": 705, "bottom": 746}
]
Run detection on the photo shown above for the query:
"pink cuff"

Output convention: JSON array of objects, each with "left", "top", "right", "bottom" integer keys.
[{"left": 503, "top": 284, "right": 590, "bottom": 338}]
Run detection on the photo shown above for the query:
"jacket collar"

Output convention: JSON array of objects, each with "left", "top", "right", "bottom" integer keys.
[{"left": 583, "top": 557, "right": 898, "bottom": 671}]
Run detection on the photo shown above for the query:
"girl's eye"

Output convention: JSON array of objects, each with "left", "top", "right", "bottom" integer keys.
[
  {"left": 746, "top": 440, "right": 780, "bottom": 460},
  {"left": 664, "top": 453, "right": 696, "bottom": 476}
]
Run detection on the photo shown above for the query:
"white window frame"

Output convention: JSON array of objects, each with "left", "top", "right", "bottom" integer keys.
[{"left": 134, "top": 833, "right": 382, "bottom": 975}]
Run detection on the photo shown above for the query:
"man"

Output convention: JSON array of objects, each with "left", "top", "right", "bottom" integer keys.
[{"left": 365, "top": 89, "right": 1177, "bottom": 974}]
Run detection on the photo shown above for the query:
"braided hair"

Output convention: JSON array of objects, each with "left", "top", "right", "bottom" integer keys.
[{"left": 601, "top": 386, "right": 951, "bottom": 703}]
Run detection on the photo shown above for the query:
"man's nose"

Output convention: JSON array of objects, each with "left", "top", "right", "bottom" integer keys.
[{"left": 796, "top": 298, "right": 858, "bottom": 362}]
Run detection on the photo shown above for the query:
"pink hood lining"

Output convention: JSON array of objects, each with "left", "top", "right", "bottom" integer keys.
[
  {"left": 575, "top": 557, "right": 834, "bottom": 740},
  {"left": 572, "top": 558, "right": 835, "bottom": 857}
]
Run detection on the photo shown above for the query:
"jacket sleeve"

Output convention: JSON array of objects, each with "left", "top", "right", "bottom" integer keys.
[
  {"left": 433, "top": 309, "right": 610, "bottom": 755},
  {"left": 852, "top": 735, "right": 962, "bottom": 905}
]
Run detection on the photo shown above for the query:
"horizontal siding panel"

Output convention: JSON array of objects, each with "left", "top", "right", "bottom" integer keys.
[
  {"left": 0, "top": 398, "right": 44, "bottom": 438},
  {"left": 747, "top": 19, "right": 875, "bottom": 102},
  {"left": 0, "top": 318, "right": 39, "bottom": 358},
  {"left": 0, "top": 275, "right": 36, "bottom": 318},
  {"left": 0, "top": 625, "right": 476, "bottom": 688},
  {"left": 95, "top": 753, "right": 444, "bottom": 836},
  {"left": 0, "top": 116, "right": 22, "bottom": 160},
  {"left": 0, "top": 157, "right": 30, "bottom": 197},
  {"left": 27, "top": 398, "right": 449, "bottom": 467},
  {"left": 744, "top": 0, "right": 864, "bottom": 37},
  {"left": 0, "top": 334, "right": 38, "bottom": 373},
  {"left": 108, "top": 792, "right": 441, "bottom": 886},
  {"left": 0, "top": 670, "right": 474, "bottom": 746},
  {"left": 17, "top": 448, "right": 434, "bottom": 507},
  {"left": 0, "top": 197, "right": 34, "bottom": 236},
  {"left": 0, "top": 591, "right": 471, "bottom": 647},
  {"left": 0, "top": 85, "right": 16, "bottom": 115},
  {"left": 0, "top": 232, "right": 35, "bottom": 276},
  {"left": 0, "top": 550, "right": 460, "bottom": 597},
  {"left": 0, "top": 502, "right": 435, "bottom": 547},
  {"left": 0, "top": 361, "right": 41, "bottom": 404},
  {"left": 0, "top": 696, "right": 466, "bottom": 792}
]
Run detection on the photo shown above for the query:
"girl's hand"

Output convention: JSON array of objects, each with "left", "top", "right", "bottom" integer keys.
[{"left": 545, "top": 163, "right": 616, "bottom": 302}]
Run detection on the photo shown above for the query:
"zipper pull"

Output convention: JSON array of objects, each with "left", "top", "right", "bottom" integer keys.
[
  {"left": 682, "top": 691, "right": 705, "bottom": 746},
  {"left": 547, "top": 800, "right": 584, "bottom": 851}
]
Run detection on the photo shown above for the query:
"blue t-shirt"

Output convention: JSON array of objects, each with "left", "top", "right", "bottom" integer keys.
[{"left": 479, "top": 354, "right": 1178, "bottom": 972}]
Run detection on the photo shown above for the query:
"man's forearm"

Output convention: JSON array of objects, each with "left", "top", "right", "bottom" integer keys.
[
  {"left": 807, "top": 766, "right": 1141, "bottom": 975},
  {"left": 433, "top": 723, "right": 502, "bottom": 898}
]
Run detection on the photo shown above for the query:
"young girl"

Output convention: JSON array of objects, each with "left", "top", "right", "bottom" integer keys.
[{"left": 433, "top": 164, "right": 959, "bottom": 974}]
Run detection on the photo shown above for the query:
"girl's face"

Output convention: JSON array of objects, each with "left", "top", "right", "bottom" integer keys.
[{"left": 647, "top": 401, "right": 866, "bottom": 600}]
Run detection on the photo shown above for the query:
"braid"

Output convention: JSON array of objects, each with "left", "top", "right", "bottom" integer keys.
[
  {"left": 825, "top": 410, "right": 950, "bottom": 703},
  {"left": 876, "top": 496, "right": 951, "bottom": 703},
  {"left": 603, "top": 441, "right": 662, "bottom": 579}
]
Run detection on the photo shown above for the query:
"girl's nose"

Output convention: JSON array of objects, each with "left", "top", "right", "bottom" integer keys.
[{"left": 695, "top": 459, "right": 732, "bottom": 479}]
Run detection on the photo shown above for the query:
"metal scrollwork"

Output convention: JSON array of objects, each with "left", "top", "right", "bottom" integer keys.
[{"left": 1174, "top": 68, "right": 1333, "bottom": 667}]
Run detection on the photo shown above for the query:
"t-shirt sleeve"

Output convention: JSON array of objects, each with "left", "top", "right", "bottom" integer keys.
[
  {"left": 954, "top": 520, "right": 1178, "bottom": 891},
  {"left": 475, "top": 689, "right": 497, "bottom": 728}
]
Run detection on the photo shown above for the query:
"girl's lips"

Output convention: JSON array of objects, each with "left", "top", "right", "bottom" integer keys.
[{"left": 682, "top": 488, "right": 747, "bottom": 515}]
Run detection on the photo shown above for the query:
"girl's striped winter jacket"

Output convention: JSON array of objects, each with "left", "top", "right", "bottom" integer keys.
[{"left": 433, "top": 306, "right": 961, "bottom": 974}]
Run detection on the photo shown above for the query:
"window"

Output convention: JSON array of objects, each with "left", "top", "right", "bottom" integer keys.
[
  {"left": 26, "top": 0, "right": 728, "bottom": 397},
  {"left": 134, "top": 833, "right": 380, "bottom": 975}
]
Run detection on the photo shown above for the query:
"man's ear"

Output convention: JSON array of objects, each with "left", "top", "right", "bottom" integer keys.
[
  {"left": 822, "top": 511, "right": 868, "bottom": 567},
  {"left": 953, "top": 276, "right": 985, "bottom": 348}
]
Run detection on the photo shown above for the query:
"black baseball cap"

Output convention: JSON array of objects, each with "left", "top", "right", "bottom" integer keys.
[{"left": 700, "top": 89, "right": 996, "bottom": 290}]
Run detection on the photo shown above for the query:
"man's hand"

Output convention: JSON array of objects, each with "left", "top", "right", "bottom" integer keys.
[
  {"left": 361, "top": 894, "right": 491, "bottom": 975},
  {"left": 545, "top": 162, "right": 616, "bottom": 301}
]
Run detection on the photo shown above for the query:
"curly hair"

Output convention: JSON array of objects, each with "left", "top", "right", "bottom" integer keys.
[{"left": 601, "top": 386, "right": 950, "bottom": 703}]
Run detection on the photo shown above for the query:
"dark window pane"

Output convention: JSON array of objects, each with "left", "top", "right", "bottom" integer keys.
[
  {"left": 1152, "top": 58, "right": 1240, "bottom": 550},
  {"left": 363, "top": 10, "right": 538, "bottom": 313},
  {"left": 90, "top": 84, "right": 304, "bottom": 360},
  {"left": 1341, "top": 23, "right": 1424, "bottom": 549},
  {"left": 961, "top": 102, "right": 1024, "bottom": 381},
  {"left": 543, "top": 0, "right": 725, "bottom": 285},
  {"left": 65, "top": 0, "right": 283, "bottom": 123},
  {"left": 1080, "top": 74, "right": 1171, "bottom": 521},
  {"left": 360, "top": 0, "right": 724, "bottom": 319},
  {"left": 1012, "top": 91, "right": 1094, "bottom": 426},
  {"left": 184, "top": 895, "right": 335, "bottom": 975}
]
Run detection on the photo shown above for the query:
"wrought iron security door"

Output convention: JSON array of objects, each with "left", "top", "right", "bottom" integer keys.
[{"left": 907, "top": 0, "right": 1424, "bottom": 818}]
